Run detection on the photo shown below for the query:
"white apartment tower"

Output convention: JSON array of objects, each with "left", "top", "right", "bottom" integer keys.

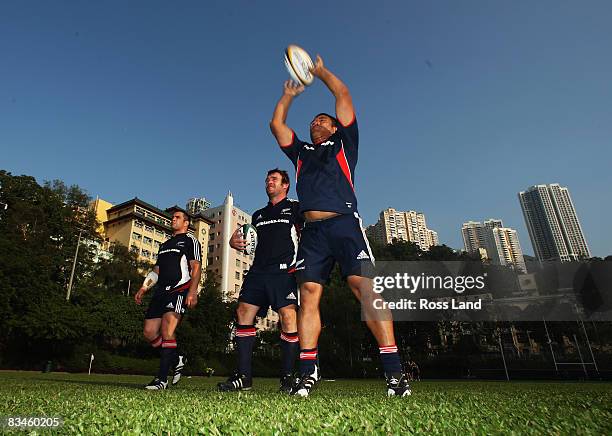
[
  {"left": 202, "top": 192, "right": 253, "bottom": 299},
  {"left": 518, "top": 184, "right": 590, "bottom": 262}
]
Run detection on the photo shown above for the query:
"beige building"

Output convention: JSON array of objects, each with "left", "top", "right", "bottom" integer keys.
[
  {"left": 461, "top": 219, "right": 526, "bottom": 273},
  {"left": 203, "top": 192, "right": 279, "bottom": 330},
  {"left": 367, "top": 208, "right": 439, "bottom": 251},
  {"left": 93, "top": 194, "right": 279, "bottom": 330},
  {"left": 92, "top": 197, "right": 212, "bottom": 270}
]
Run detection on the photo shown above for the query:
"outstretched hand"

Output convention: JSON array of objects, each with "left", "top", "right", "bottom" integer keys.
[
  {"left": 310, "top": 55, "right": 325, "bottom": 78},
  {"left": 283, "top": 80, "right": 305, "bottom": 97}
]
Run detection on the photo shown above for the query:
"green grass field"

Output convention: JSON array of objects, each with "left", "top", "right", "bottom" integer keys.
[{"left": 1, "top": 371, "right": 611, "bottom": 434}]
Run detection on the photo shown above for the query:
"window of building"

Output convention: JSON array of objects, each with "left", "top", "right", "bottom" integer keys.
[
  {"left": 235, "top": 284, "right": 240, "bottom": 292},
  {"left": 144, "top": 225, "right": 154, "bottom": 233},
  {"left": 143, "top": 237, "right": 152, "bottom": 246},
  {"left": 242, "top": 262, "right": 247, "bottom": 269},
  {"left": 142, "top": 250, "right": 151, "bottom": 258},
  {"left": 208, "top": 245, "right": 214, "bottom": 253},
  {"left": 134, "top": 221, "right": 143, "bottom": 228},
  {"left": 132, "top": 232, "right": 142, "bottom": 241},
  {"left": 216, "top": 244, "right": 221, "bottom": 249},
  {"left": 207, "top": 257, "right": 213, "bottom": 266},
  {"left": 236, "top": 259, "right": 241, "bottom": 267},
  {"left": 218, "top": 212, "right": 222, "bottom": 217},
  {"left": 154, "top": 241, "right": 161, "bottom": 250},
  {"left": 235, "top": 271, "right": 240, "bottom": 280},
  {"left": 152, "top": 253, "right": 158, "bottom": 260},
  {"left": 130, "top": 245, "right": 139, "bottom": 253},
  {"left": 215, "top": 256, "right": 219, "bottom": 261},
  {"left": 210, "top": 233, "right": 215, "bottom": 241}
]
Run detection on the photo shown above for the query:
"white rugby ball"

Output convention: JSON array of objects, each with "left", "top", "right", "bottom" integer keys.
[
  {"left": 284, "top": 44, "right": 314, "bottom": 86},
  {"left": 242, "top": 223, "right": 258, "bottom": 256}
]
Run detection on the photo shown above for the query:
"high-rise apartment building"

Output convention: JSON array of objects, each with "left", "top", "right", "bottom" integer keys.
[
  {"left": 187, "top": 197, "right": 211, "bottom": 215},
  {"left": 518, "top": 184, "right": 590, "bottom": 261},
  {"left": 202, "top": 192, "right": 253, "bottom": 299},
  {"left": 367, "top": 208, "right": 439, "bottom": 251},
  {"left": 461, "top": 219, "right": 526, "bottom": 272}
]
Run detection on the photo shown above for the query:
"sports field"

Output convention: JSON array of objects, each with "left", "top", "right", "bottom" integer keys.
[{"left": 1, "top": 371, "right": 611, "bottom": 434}]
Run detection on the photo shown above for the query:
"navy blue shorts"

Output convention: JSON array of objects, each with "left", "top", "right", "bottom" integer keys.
[
  {"left": 239, "top": 272, "right": 298, "bottom": 317},
  {"left": 145, "top": 289, "right": 189, "bottom": 319},
  {"left": 295, "top": 212, "right": 375, "bottom": 285}
]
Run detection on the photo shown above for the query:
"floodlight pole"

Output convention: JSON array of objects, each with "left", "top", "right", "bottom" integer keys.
[
  {"left": 498, "top": 332, "right": 510, "bottom": 381},
  {"left": 579, "top": 318, "right": 599, "bottom": 373},
  {"left": 66, "top": 229, "right": 84, "bottom": 301},
  {"left": 543, "top": 318, "right": 558, "bottom": 373}
]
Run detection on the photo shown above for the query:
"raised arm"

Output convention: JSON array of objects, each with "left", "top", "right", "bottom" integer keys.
[
  {"left": 270, "top": 80, "right": 304, "bottom": 146},
  {"left": 310, "top": 55, "right": 354, "bottom": 126}
]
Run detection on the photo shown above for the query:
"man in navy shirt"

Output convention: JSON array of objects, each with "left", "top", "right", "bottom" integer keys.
[
  {"left": 270, "top": 55, "right": 411, "bottom": 397},
  {"left": 217, "top": 169, "right": 303, "bottom": 393},
  {"left": 135, "top": 210, "right": 202, "bottom": 390}
]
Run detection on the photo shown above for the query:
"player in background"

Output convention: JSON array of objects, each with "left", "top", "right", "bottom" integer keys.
[{"left": 135, "top": 210, "right": 202, "bottom": 390}]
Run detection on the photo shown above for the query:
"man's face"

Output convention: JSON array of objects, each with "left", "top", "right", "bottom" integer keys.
[
  {"left": 171, "top": 212, "right": 189, "bottom": 232},
  {"left": 309, "top": 115, "right": 337, "bottom": 144},
  {"left": 265, "top": 172, "right": 288, "bottom": 198}
]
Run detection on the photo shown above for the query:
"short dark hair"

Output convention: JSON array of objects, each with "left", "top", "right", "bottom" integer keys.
[
  {"left": 173, "top": 210, "right": 191, "bottom": 223},
  {"left": 267, "top": 168, "right": 290, "bottom": 193},
  {"left": 313, "top": 112, "right": 338, "bottom": 127}
]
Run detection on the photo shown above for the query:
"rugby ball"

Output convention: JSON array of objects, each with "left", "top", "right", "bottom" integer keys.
[
  {"left": 242, "top": 224, "right": 258, "bottom": 256},
  {"left": 284, "top": 44, "right": 315, "bottom": 86}
]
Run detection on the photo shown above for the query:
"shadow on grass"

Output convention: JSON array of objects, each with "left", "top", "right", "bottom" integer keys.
[{"left": 33, "top": 377, "right": 144, "bottom": 390}]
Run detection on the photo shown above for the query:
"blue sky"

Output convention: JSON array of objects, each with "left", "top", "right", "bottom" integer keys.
[{"left": 1, "top": 1, "right": 610, "bottom": 256}]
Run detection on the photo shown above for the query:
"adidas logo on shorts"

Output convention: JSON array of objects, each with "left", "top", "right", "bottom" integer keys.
[
  {"left": 356, "top": 250, "right": 370, "bottom": 260},
  {"left": 287, "top": 292, "right": 297, "bottom": 300},
  {"left": 166, "top": 302, "right": 174, "bottom": 309}
]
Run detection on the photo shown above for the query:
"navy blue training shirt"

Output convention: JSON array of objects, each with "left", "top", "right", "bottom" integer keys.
[
  {"left": 280, "top": 116, "right": 359, "bottom": 215},
  {"left": 155, "top": 232, "right": 201, "bottom": 291},
  {"left": 250, "top": 197, "right": 303, "bottom": 274}
]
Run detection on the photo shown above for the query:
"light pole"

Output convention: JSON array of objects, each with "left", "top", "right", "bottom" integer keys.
[{"left": 66, "top": 229, "right": 84, "bottom": 301}]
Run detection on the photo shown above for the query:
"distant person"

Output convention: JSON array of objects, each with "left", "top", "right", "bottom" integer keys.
[
  {"left": 270, "top": 55, "right": 411, "bottom": 397},
  {"left": 217, "top": 169, "right": 303, "bottom": 393},
  {"left": 135, "top": 210, "right": 201, "bottom": 390}
]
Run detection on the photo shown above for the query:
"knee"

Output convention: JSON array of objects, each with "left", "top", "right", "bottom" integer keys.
[
  {"left": 279, "top": 308, "right": 297, "bottom": 330},
  {"left": 143, "top": 326, "right": 158, "bottom": 340},
  {"left": 236, "top": 305, "right": 253, "bottom": 325},
  {"left": 299, "top": 283, "right": 321, "bottom": 310}
]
